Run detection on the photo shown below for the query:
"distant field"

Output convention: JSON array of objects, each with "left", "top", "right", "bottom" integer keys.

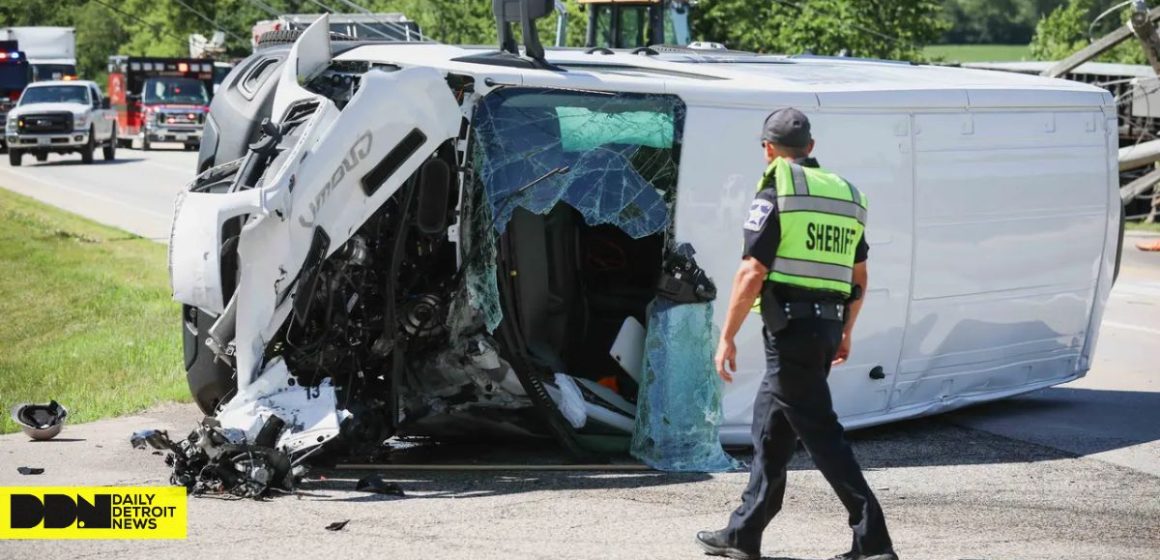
[
  {"left": 923, "top": 44, "right": 1031, "bottom": 62},
  {"left": 1127, "top": 220, "right": 1160, "bottom": 232}
]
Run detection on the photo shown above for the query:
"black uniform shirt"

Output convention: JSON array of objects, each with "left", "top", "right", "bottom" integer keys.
[{"left": 743, "top": 157, "right": 868, "bottom": 301}]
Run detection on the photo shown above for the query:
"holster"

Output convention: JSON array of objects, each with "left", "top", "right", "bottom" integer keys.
[{"left": 759, "top": 283, "right": 789, "bottom": 335}]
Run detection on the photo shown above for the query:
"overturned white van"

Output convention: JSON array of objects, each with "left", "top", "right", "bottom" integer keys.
[{"left": 165, "top": 13, "right": 1120, "bottom": 482}]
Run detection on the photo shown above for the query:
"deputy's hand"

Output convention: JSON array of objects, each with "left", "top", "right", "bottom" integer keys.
[
  {"left": 832, "top": 331, "right": 851, "bottom": 365},
  {"left": 715, "top": 337, "right": 737, "bottom": 383}
]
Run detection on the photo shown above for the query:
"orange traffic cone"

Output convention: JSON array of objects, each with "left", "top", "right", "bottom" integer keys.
[{"left": 1137, "top": 238, "right": 1160, "bottom": 251}]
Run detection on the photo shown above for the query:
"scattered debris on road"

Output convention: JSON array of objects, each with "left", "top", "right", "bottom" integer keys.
[
  {"left": 11, "top": 400, "right": 68, "bottom": 441},
  {"left": 16, "top": 466, "right": 44, "bottom": 475},
  {"left": 131, "top": 415, "right": 304, "bottom": 499},
  {"left": 325, "top": 520, "right": 350, "bottom": 531},
  {"left": 355, "top": 474, "right": 405, "bottom": 497}
]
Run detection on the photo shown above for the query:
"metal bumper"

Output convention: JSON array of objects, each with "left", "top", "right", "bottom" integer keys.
[
  {"left": 143, "top": 126, "right": 202, "bottom": 143},
  {"left": 5, "top": 131, "right": 90, "bottom": 149}
]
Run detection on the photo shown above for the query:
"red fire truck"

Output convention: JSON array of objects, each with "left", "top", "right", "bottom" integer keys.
[{"left": 107, "top": 56, "right": 213, "bottom": 150}]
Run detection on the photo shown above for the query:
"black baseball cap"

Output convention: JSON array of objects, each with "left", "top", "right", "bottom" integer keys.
[{"left": 762, "top": 107, "right": 812, "bottom": 148}]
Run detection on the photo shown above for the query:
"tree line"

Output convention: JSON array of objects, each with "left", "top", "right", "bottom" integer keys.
[{"left": 0, "top": 0, "right": 1150, "bottom": 81}]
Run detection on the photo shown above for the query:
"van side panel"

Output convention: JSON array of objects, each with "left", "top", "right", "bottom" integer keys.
[
  {"left": 804, "top": 111, "right": 914, "bottom": 420},
  {"left": 1079, "top": 107, "right": 1121, "bottom": 373},
  {"left": 672, "top": 104, "right": 784, "bottom": 435},
  {"left": 894, "top": 109, "right": 1108, "bottom": 410},
  {"left": 676, "top": 105, "right": 915, "bottom": 439}
]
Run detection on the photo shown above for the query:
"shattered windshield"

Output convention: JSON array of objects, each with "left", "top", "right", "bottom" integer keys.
[
  {"left": 472, "top": 88, "right": 682, "bottom": 238},
  {"left": 465, "top": 88, "right": 684, "bottom": 332}
]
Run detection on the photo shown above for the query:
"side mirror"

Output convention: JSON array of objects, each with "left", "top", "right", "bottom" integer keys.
[
  {"left": 100, "top": 97, "right": 110, "bottom": 109},
  {"left": 415, "top": 159, "right": 452, "bottom": 235}
]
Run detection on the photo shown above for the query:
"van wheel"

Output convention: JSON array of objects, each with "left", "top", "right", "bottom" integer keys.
[
  {"left": 8, "top": 149, "right": 21, "bottom": 166},
  {"left": 80, "top": 127, "right": 95, "bottom": 164},
  {"left": 103, "top": 130, "right": 117, "bottom": 161}
]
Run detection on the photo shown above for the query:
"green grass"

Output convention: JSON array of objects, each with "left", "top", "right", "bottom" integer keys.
[
  {"left": 923, "top": 44, "right": 1031, "bottom": 63},
  {"left": 1126, "top": 220, "right": 1160, "bottom": 232},
  {"left": 0, "top": 189, "right": 186, "bottom": 434}
]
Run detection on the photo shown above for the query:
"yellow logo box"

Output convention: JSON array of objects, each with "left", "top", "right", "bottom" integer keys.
[{"left": 0, "top": 487, "right": 186, "bottom": 540}]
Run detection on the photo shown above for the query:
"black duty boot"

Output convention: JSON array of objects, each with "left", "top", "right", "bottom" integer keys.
[
  {"left": 695, "top": 530, "right": 760, "bottom": 560},
  {"left": 829, "top": 552, "right": 898, "bottom": 560}
]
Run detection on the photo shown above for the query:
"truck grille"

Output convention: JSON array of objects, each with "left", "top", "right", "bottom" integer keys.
[
  {"left": 17, "top": 112, "right": 72, "bottom": 133},
  {"left": 157, "top": 111, "right": 204, "bottom": 127}
]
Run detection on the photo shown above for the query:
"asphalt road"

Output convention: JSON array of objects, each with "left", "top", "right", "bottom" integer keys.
[
  {"left": 1, "top": 148, "right": 1158, "bottom": 559},
  {"left": 0, "top": 145, "right": 192, "bottom": 242}
]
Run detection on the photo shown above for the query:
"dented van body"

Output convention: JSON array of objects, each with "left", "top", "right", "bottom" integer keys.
[{"left": 168, "top": 16, "right": 1120, "bottom": 465}]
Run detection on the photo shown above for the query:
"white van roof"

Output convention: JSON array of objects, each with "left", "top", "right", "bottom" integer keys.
[{"left": 336, "top": 44, "right": 1112, "bottom": 111}]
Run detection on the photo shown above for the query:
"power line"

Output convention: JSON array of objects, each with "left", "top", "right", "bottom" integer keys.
[
  {"left": 769, "top": 0, "right": 916, "bottom": 51},
  {"left": 331, "top": 0, "right": 435, "bottom": 42},
  {"left": 89, "top": 0, "right": 190, "bottom": 44},
  {"left": 244, "top": 0, "right": 283, "bottom": 18},
  {"left": 1089, "top": 0, "right": 1136, "bottom": 42},
  {"left": 298, "top": 0, "right": 385, "bottom": 40},
  {"left": 301, "top": 0, "right": 434, "bottom": 42},
  {"left": 171, "top": 0, "right": 247, "bottom": 42}
]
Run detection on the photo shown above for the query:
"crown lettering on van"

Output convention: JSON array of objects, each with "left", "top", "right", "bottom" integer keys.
[{"left": 299, "top": 131, "right": 373, "bottom": 228}]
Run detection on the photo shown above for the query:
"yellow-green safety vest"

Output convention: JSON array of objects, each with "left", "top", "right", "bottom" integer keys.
[{"left": 759, "top": 157, "right": 868, "bottom": 296}]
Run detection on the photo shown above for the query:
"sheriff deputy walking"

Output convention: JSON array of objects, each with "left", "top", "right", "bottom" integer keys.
[{"left": 696, "top": 108, "right": 897, "bottom": 560}]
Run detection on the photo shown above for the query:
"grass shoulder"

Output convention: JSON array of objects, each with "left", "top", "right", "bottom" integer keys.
[
  {"left": 0, "top": 188, "right": 186, "bottom": 434},
  {"left": 1126, "top": 220, "right": 1160, "bottom": 233},
  {"left": 923, "top": 44, "right": 1030, "bottom": 63}
]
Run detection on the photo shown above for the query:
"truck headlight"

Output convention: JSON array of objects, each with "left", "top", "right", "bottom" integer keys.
[
  {"left": 73, "top": 115, "right": 87, "bottom": 130},
  {"left": 5, "top": 119, "right": 15, "bottom": 133}
]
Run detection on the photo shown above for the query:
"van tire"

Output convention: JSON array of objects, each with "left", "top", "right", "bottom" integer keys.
[{"left": 8, "top": 149, "right": 21, "bottom": 166}]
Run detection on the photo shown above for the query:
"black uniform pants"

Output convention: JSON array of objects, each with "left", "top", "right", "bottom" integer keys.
[{"left": 724, "top": 317, "right": 893, "bottom": 555}]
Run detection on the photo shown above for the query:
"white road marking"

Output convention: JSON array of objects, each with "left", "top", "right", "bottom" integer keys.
[
  {"left": 1110, "top": 280, "right": 1160, "bottom": 299},
  {"left": 139, "top": 157, "right": 196, "bottom": 174},
  {"left": 1102, "top": 320, "right": 1160, "bottom": 335}
]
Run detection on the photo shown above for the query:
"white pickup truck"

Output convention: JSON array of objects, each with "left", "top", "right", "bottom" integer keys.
[{"left": 4, "top": 80, "right": 116, "bottom": 166}]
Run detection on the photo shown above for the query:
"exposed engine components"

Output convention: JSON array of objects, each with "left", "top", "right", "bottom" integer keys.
[
  {"left": 402, "top": 293, "right": 446, "bottom": 340},
  {"left": 131, "top": 416, "right": 301, "bottom": 499},
  {"left": 342, "top": 234, "right": 370, "bottom": 267}
]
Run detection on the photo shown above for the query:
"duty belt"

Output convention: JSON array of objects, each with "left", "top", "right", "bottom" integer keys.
[{"left": 782, "top": 301, "right": 845, "bottom": 322}]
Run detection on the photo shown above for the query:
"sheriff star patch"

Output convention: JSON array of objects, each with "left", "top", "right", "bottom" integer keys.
[{"left": 744, "top": 199, "right": 774, "bottom": 232}]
